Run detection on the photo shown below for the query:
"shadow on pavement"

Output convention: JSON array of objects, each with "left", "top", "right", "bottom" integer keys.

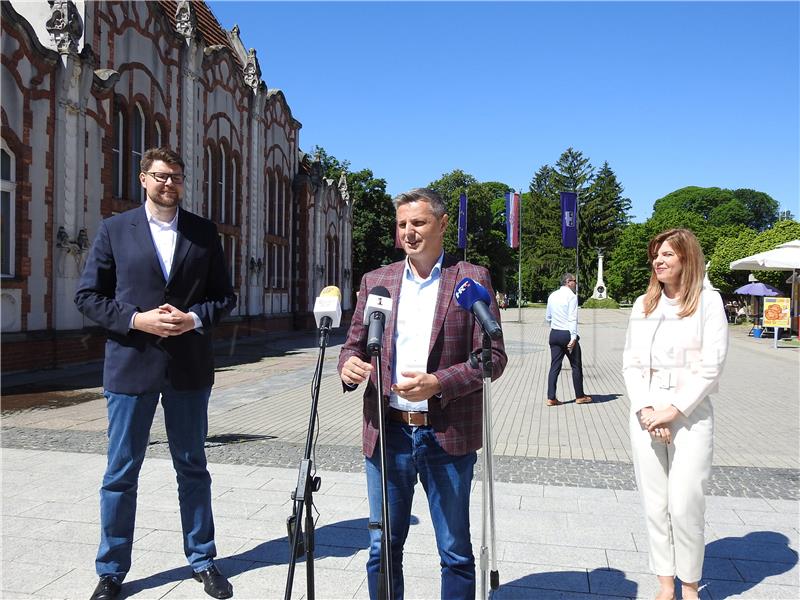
[
  {"left": 701, "top": 531, "right": 798, "bottom": 599},
  {"left": 494, "top": 567, "right": 637, "bottom": 598},
  {"left": 128, "top": 516, "right": 420, "bottom": 592}
]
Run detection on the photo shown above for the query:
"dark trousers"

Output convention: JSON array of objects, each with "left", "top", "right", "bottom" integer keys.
[{"left": 547, "top": 329, "right": 585, "bottom": 400}]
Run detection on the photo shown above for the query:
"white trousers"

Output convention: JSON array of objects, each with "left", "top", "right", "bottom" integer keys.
[{"left": 630, "top": 396, "right": 713, "bottom": 583}]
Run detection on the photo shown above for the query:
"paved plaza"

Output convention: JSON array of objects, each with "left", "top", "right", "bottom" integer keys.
[{"left": 2, "top": 308, "right": 798, "bottom": 598}]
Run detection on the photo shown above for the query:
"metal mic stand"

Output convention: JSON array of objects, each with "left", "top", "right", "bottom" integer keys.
[
  {"left": 284, "top": 319, "right": 330, "bottom": 600},
  {"left": 368, "top": 312, "right": 394, "bottom": 600},
  {"left": 471, "top": 332, "right": 500, "bottom": 599}
]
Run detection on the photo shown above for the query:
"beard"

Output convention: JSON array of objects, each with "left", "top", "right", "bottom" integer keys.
[{"left": 147, "top": 188, "right": 182, "bottom": 208}]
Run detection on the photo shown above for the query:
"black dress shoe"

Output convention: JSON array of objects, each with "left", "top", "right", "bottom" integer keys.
[
  {"left": 89, "top": 576, "right": 121, "bottom": 600},
  {"left": 192, "top": 564, "right": 233, "bottom": 599}
]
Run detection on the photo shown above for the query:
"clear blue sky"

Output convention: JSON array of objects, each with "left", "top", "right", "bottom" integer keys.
[{"left": 209, "top": 1, "right": 799, "bottom": 222}]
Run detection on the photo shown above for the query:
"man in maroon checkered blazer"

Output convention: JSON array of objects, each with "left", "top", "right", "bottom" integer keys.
[{"left": 339, "top": 188, "right": 507, "bottom": 599}]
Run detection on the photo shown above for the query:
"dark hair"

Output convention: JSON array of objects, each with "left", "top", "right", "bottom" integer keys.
[
  {"left": 392, "top": 188, "right": 447, "bottom": 218},
  {"left": 140, "top": 147, "right": 185, "bottom": 172}
]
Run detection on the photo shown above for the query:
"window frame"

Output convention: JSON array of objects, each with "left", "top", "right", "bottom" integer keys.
[{"left": 1, "top": 141, "right": 16, "bottom": 278}]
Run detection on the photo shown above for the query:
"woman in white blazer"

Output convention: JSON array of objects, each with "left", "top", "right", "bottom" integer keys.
[{"left": 622, "top": 229, "right": 728, "bottom": 600}]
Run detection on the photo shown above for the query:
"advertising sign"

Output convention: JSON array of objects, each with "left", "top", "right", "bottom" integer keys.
[{"left": 763, "top": 297, "right": 790, "bottom": 328}]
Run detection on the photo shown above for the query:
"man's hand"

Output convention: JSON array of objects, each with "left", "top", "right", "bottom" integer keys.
[
  {"left": 567, "top": 339, "right": 576, "bottom": 353},
  {"left": 133, "top": 304, "right": 195, "bottom": 337},
  {"left": 341, "top": 356, "right": 373, "bottom": 386},
  {"left": 391, "top": 371, "right": 442, "bottom": 402}
]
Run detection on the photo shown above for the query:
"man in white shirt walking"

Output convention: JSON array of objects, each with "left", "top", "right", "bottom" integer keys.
[{"left": 545, "top": 273, "right": 591, "bottom": 406}]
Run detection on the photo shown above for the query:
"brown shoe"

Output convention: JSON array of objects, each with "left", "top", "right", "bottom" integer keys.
[
  {"left": 576, "top": 395, "right": 593, "bottom": 404},
  {"left": 546, "top": 398, "right": 561, "bottom": 406}
]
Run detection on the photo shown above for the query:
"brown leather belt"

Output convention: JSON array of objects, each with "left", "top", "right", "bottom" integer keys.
[{"left": 389, "top": 408, "right": 430, "bottom": 427}]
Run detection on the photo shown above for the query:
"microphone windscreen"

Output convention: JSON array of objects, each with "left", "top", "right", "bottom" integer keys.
[
  {"left": 369, "top": 285, "right": 390, "bottom": 299},
  {"left": 454, "top": 277, "right": 492, "bottom": 311},
  {"left": 319, "top": 285, "right": 342, "bottom": 302},
  {"left": 364, "top": 285, "right": 393, "bottom": 321},
  {"left": 313, "top": 285, "right": 342, "bottom": 328}
]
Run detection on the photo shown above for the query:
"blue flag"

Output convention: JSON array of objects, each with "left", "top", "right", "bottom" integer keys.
[
  {"left": 505, "top": 192, "right": 520, "bottom": 248},
  {"left": 560, "top": 191, "right": 578, "bottom": 248},
  {"left": 457, "top": 192, "right": 467, "bottom": 249}
]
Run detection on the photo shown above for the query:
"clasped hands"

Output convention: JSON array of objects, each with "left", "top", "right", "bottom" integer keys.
[
  {"left": 133, "top": 304, "right": 195, "bottom": 338},
  {"left": 340, "top": 356, "right": 441, "bottom": 402},
  {"left": 638, "top": 405, "right": 681, "bottom": 444}
]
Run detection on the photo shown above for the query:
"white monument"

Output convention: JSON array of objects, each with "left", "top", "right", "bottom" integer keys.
[{"left": 592, "top": 250, "right": 607, "bottom": 299}]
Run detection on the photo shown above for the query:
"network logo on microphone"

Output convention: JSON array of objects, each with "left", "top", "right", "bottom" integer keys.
[{"left": 455, "top": 277, "right": 503, "bottom": 340}]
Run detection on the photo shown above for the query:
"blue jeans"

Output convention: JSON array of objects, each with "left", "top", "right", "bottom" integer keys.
[
  {"left": 365, "top": 421, "right": 477, "bottom": 600},
  {"left": 96, "top": 385, "right": 216, "bottom": 581}
]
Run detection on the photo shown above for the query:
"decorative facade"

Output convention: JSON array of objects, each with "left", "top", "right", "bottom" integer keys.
[{"left": 1, "top": 0, "right": 352, "bottom": 372}]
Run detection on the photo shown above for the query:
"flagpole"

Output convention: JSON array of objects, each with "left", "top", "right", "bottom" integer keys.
[
  {"left": 575, "top": 188, "right": 580, "bottom": 296},
  {"left": 517, "top": 188, "right": 522, "bottom": 323}
]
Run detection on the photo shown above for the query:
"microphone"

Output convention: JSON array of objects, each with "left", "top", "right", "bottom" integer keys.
[
  {"left": 364, "top": 286, "right": 392, "bottom": 355},
  {"left": 454, "top": 277, "right": 503, "bottom": 340},
  {"left": 313, "top": 286, "right": 342, "bottom": 330}
]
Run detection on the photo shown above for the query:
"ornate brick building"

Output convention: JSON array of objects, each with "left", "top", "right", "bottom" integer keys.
[{"left": 1, "top": 0, "right": 352, "bottom": 372}]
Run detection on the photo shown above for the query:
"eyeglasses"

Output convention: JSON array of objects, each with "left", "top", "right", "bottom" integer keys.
[{"left": 145, "top": 172, "right": 186, "bottom": 184}]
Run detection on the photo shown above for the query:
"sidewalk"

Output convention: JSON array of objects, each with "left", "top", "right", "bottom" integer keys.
[{"left": 2, "top": 308, "right": 798, "bottom": 598}]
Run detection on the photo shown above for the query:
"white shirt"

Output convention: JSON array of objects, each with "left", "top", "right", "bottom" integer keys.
[
  {"left": 389, "top": 252, "right": 443, "bottom": 412},
  {"left": 545, "top": 285, "right": 578, "bottom": 340},
  {"left": 146, "top": 204, "right": 178, "bottom": 280},
  {"left": 129, "top": 206, "right": 201, "bottom": 330}
]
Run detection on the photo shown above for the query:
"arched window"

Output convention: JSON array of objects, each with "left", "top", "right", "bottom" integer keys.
[
  {"left": 130, "top": 103, "right": 145, "bottom": 202},
  {"left": 1, "top": 142, "right": 16, "bottom": 277},
  {"left": 218, "top": 145, "right": 226, "bottom": 223},
  {"left": 154, "top": 120, "right": 163, "bottom": 148},
  {"left": 268, "top": 175, "right": 276, "bottom": 234},
  {"left": 205, "top": 146, "right": 213, "bottom": 220},
  {"left": 112, "top": 101, "right": 124, "bottom": 198},
  {"left": 230, "top": 158, "right": 237, "bottom": 226}
]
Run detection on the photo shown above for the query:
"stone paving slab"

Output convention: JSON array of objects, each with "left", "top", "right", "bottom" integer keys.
[{"left": 1, "top": 448, "right": 797, "bottom": 599}]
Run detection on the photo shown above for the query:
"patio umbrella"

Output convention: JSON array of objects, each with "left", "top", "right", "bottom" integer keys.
[
  {"left": 733, "top": 282, "right": 783, "bottom": 296},
  {"left": 730, "top": 240, "right": 800, "bottom": 338},
  {"left": 729, "top": 239, "right": 800, "bottom": 271}
]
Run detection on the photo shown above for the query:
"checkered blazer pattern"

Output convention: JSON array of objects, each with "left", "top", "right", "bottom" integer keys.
[{"left": 338, "top": 254, "right": 508, "bottom": 458}]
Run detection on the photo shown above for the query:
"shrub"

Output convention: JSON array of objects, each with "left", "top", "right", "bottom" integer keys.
[{"left": 581, "top": 297, "right": 620, "bottom": 309}]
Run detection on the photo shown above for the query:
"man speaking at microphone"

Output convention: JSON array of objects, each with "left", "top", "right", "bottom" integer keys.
[{"left": 338, "top": 188, "right": 507, "bottom": 599}]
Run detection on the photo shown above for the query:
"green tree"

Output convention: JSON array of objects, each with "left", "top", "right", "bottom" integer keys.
[
  {"left": 428, "top": 171, "right": 515, "bottom": 289},
  {"left": 579, "top": 162, "right": 632, "bottom": 301},
  {"left": 732, "top": 188, "right": 779, "bottom": 231},
  {"left": 312, "top": 146, "right": 398, "bottom": 287},
  {"left": 523, "top": 165, "right": 571, "bottom": 302},
  {"left": 348, "top": 169, "right": 399, "bottom": 285},
  {"left": 707, "top": 228, "right": 759, "bottom": 293}
]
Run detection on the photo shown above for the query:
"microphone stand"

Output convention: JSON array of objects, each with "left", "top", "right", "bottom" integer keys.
[
  {"left": 368, "top": 312, "right": 395, "bottom": 600},
  {"left": 284, "top": 319, "right": 330, "bottom": 600},
  {"left": 471, "top": 332, "right": 500, "bottom": 599}
]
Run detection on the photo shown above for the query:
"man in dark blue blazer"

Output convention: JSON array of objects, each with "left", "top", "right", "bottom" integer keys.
[{"left": 75, "top": 147, "right": 237, "bottom": 600}]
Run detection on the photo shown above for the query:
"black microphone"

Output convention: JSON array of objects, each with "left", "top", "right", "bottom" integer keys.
[
  {"left": 364, "top": 286, "right": 392, "bottom": 355},
  {"left": 454, "top": 277, "right": 503, "bottom": 340}
]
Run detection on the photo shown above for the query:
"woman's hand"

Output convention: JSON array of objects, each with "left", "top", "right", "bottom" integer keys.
[
  {"left": 638, "top": 406, "right": 675, "bottom": 444},
  {"left": 642, "top": 405, "right": 681, "bottom": 431}
]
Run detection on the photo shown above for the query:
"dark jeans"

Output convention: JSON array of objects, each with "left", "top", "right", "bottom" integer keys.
[
  {"left": 547, "top": 329, "right": 585, "bottom": 399},
  {"left": 96, "top": 385, "right": 215, "bottom": 581},
  {"left": 365, "top": 420, "right": 477, "bottom": 600}
]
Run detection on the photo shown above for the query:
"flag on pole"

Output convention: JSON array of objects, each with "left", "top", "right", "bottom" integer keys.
[
  {"left": 560, "top": 191, "right": 578, "bottom": 248},
  {"left": 505, "top": 191, "right": 520, "bottom": 248},
  {"left": 457, "top": 192, "right": 468, "bottom": 249}
]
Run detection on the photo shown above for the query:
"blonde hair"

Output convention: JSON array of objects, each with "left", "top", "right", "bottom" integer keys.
[{"left": 643, "top": 228, "right": 705, "bottom": 318}]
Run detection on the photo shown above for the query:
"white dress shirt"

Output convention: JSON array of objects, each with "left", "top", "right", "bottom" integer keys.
[
  {"left": 545, "top": 285, "right": 578, "bottom": 340},
  {"left": 389, "top": 252, "right": 444, "bottom": 412},
  {"left": 129, "top": 206, "right": 201, "bottom": 330}
]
